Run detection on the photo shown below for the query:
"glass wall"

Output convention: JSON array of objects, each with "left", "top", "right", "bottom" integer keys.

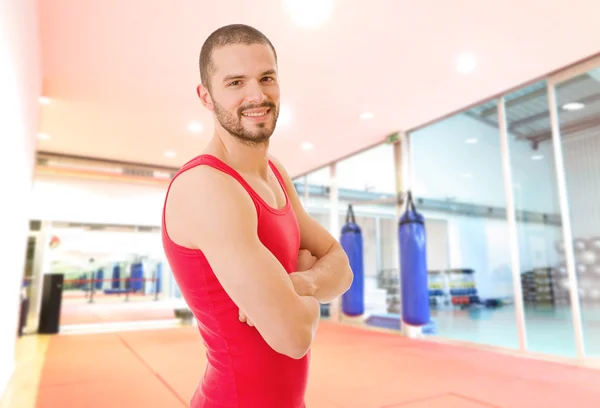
[
  {"left": 502, "top": 80, "right": 577, "bottom": 357},
  {"left": 25, "top": 221, "right": 175, "bottom": 332},
  {"left": 335, "top": 144, "right": 398, "bottom": 316},
  {"left": 554, "top": 67, "right": 600, "bottom": 358},
  {"left": 409, "top": 103, "right": 518, "bottom": 349},
  {"left": 291, "top": 55, "right": 600, "bottom": 363}
]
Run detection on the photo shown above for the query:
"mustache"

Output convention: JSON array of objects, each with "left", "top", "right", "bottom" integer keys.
[{"left": 238, "top": 102, "right": 276, "bottom": 115}]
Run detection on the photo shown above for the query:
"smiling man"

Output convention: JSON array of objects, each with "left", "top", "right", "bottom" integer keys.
[{"left": 161, "top": 24, "right": 353, "bottom": 408}]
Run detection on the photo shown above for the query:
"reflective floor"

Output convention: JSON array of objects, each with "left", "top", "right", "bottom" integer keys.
[
  {"left": 431, "top": 304, "right": 600, "bottom": 358},
  {"left": 5, "top": 321, "right": 600, "bottom": 408}
]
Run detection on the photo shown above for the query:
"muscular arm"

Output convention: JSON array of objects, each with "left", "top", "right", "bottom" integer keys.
[
  {"left": 271, "top": 158, "right": 354, "bottom": 304},
  {"left": 164, "top": 166, "right": 320, "bottom": 359}
]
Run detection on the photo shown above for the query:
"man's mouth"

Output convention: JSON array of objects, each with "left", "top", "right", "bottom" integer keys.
[{"left": 241, "top": 108, "right": 270, "bottom": 118}]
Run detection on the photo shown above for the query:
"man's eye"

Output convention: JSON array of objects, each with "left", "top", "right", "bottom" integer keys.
[
  {"left": 229, "top": 80, "right": 241, "bottom": 86},
  {"left": 262, "top": 77, "right": 273, "bottom": 82}
]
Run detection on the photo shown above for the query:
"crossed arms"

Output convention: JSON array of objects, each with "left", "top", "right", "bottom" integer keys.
[{"left": 164, "top": 158, "right": 353, "bottom": 359}]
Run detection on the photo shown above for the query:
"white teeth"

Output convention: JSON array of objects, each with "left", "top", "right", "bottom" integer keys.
[{"left": 242, "top": 110, "right": 268, "bottom": 117}]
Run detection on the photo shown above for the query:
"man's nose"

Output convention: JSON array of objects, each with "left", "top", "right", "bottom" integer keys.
[{"left": 245, "top": 80, "right": 266, "bottom": 104}]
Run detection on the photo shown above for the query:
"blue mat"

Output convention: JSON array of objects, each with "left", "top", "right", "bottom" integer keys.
[{"left": 365, "top": 313, "right": 437, "bottom": 334}]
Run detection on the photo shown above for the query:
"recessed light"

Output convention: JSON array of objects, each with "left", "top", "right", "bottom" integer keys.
[
  {"left": 456, "top": 53, "right": 477, "bottom": 74},
  {"left": 283, "top": 0, "right": 334, "bottom": 29},
  {"left": 188, "top": 121, "right": 204, "bottom": 133},
  {"left": 465, "top": 138, "right": 478, "bottom": 144},
  {"left": 164, "top": 151, "right": 176, "bottom": 158},
  {"left": 461, "top": 172, "right": 473, "bottom": 178},
  {"left": 37, "top": 133, "right": 51, "bottom": 140},
  {"left": 39, "top": 96, "right": 51, "bottom": 105},
  {"left": 301, "top": 142, "right": 314, "bottom": 151},
  {"left": 562, "top": 102, "right": 584, "bottom": 111},
  {"left": 360, "top": 112, "right": 374, "bottom": 120},
  {"left": 531, "top": 154, "right": 544, "bottom": 160}
]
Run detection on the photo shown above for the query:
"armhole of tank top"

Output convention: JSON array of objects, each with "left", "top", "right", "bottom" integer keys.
[
  {"left": 176, "top": 155, "right": 262, "bottom": 216},
  {"left": 162, "top": 158, "right": 263, "bottom": 253}
]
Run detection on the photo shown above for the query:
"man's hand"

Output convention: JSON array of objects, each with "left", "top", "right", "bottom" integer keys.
[
  {"left": 239, "top": 249, "right": 318, "bottom": 326},
  {"left": 297, "top": 249, "right": 318, "bottom": 271}
]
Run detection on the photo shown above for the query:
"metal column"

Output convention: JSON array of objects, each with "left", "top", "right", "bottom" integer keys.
[
  {"left": 547, "top": 82, "right": 586, "bottom": 359},
  {"left": 497, "top": 97, "right": 528, "bottom": 352},
  {"left": 328, "top": 162, "right": 342, "bottom": 322}
]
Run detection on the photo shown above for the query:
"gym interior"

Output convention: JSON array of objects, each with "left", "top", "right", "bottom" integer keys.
[{"left": 4, "top": 1, "right": 600, "bottom": 407}]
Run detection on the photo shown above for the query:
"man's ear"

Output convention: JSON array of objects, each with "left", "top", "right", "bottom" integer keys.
[{"left": 197, "top": 84, "right": 214, "bottom": 112}]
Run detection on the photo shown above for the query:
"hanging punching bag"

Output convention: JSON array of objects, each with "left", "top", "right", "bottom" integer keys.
[
  {"left": 112, "top": 264, "right": 121, "bottom": 289},
  {"left": 341, "top": 204, "right": 365, "bottom": 317},
  {"left": 399, "top": 191, "right": 430, "bottom": 326},
  {"left": 95, "top": 268, "right": 104, "bottom": 290}
]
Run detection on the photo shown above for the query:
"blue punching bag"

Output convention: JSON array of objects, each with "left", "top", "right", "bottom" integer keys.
[
  {"left": 95, "top": 269, "right": 104, "bottom": 290},
  {"left": 341, "top": 204, "right": 364, "bottom": 316},
  {"left": 399, "top": 191, "right": 430, "bottom": 326},
  {"left": 112, "top": 264, "right": 121, "bottom": 289}
]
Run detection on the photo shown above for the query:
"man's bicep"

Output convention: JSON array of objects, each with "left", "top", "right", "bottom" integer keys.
[{"left": 296, "top": 210, "right": 338, "bottom": 258}]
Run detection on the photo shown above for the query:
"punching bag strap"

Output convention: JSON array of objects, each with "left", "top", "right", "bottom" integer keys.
[
  {"left": 346, "top": 204, "right": 356, "bottom": 224},
  {"left": 405, "top": 191, "right": 417, "bottom": 213}
]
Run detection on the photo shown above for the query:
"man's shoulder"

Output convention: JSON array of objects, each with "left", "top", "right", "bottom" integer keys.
[{"left": 169, "top": 162, "right": 246, "bottom": 205}]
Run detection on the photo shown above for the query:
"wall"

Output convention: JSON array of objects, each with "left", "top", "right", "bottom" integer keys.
[
  {"left": 30, "top": 175, "right": 168, "bottom": 226},
  {"left": 0, "top": 0, "right": 42, "bottom": 398}
]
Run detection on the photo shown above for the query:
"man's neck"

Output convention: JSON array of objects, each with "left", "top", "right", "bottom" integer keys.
[{"left": 208, "top": 131, "right": 270, "bottom": 178}]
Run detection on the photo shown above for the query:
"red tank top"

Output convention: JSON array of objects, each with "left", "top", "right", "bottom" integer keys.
[{"left": 161, "top": 154, "right": 309, "bottom": 408}]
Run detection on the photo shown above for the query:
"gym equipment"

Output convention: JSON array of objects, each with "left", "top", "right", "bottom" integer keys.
[
  {"left": 130, "top": 262, "right": 144, "bottom": 292},
  {"left": 365, "top": 313, "right": 437, "bottom": 334},
  {"left": 112, "top": 264, "right": 121, "bottom": 289},
  {"left": 155, "top": 263, "right": 163, "bottom": 293},
  {"left": 95, "top": 268, "right": 104, "bottom": 290},
  {"left": 340, "top": 204, "right": 365, "bottom": 317},
  {"left": 398, "top": 191, "right": 430, "bottom": 326},
  {"left": 38, "top": 273, "right": 64, "bottom": 334}
]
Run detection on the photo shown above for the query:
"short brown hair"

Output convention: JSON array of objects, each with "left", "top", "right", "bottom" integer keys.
[{"left": 199, "top": 24, "right": 278, "bottom": 90}]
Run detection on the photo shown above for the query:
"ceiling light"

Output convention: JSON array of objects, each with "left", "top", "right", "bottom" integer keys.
[
  {"left": 301, "top": 142, "right": 314, "bottom": 151},
  {"left": 39, "top": 96, "right": 51, "bottom": 105},
  {"left": 531, "top": 154, "right": 544, "bottom": 161},
  {"left": 164, "top": 151, "right": 176, "bottom": 158},
  {"left": 37, "top": 133, "right": 51, "bottom": 140},
  {"left": 283, "top": 0, "right": 334, "bottom": 29},
  {"left": 465, "top": 138, "right": 478, "bottom": 144},
  {"left": 461, "top": 172, "right": 472, "bottom": 178},
  {"left": 277, "top": 104, "right": 292, "bottom": 127},
  {"left": 360, "top": 112, "right": 374, "bottom": 120},
  {"left": 188, "top": 121, "right": 204, "bottom": 133},
  {"left": 456, "top": 53, "right": 477, "bottom": 74},
  {"left": 562, "top": 102, "right": 585, "bottom": 111}
]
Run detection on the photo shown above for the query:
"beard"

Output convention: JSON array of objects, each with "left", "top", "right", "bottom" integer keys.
[{"left": 213, "top": 99, "right": 279, "bottom": 147}]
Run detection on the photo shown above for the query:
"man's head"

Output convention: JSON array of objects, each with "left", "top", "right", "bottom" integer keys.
[{"left": 197, "top": 24, "right": 280, "bottom": 146}]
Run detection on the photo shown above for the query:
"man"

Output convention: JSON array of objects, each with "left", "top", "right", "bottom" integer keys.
[{"left": 162, "top": 24, "right": 353, "bottom": 408}]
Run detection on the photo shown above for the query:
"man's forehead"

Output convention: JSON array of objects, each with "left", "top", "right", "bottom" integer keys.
[{"left": 211, "top": 43, "right": 276, "bottom": 75}]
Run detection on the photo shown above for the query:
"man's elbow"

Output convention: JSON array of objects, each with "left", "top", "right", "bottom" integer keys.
[
  {"left": 274, "top": 325, "right": 314, "bottom": 360},
  {"left": 339, "top": 252, "right": 354, "bottom": 294}
]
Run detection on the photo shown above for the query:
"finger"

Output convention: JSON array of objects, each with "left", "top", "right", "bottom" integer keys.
[{"left": 239, "top": 310, "right": 247, "bottom": 322}]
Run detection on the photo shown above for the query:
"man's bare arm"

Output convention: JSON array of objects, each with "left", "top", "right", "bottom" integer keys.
[
  {"left": 271, "top": 158, "right": 353, "bottom": 304},
  {"left": 164, "top": 166, "right": 320, "bottom": 359}
]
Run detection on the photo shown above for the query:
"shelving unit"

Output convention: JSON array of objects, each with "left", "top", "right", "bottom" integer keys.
[
  {"left": 429, "top": 268, "right": 479, "bottom": 308},
  {"left": 521, "top": 267, "right": 568, "bottom": 307}
]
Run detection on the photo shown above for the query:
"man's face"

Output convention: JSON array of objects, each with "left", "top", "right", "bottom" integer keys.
[{"left": 201, "top": 43, "right": 280, "bottom": 146}]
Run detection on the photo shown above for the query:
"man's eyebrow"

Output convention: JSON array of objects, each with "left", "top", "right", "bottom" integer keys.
[{"left": 222, "top": 70, "right": 277, "bottom": 83}]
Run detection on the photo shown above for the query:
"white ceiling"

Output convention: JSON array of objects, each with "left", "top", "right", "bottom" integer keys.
[{"left": 36, "top": 0, "right": 600, "bottom": 177}]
